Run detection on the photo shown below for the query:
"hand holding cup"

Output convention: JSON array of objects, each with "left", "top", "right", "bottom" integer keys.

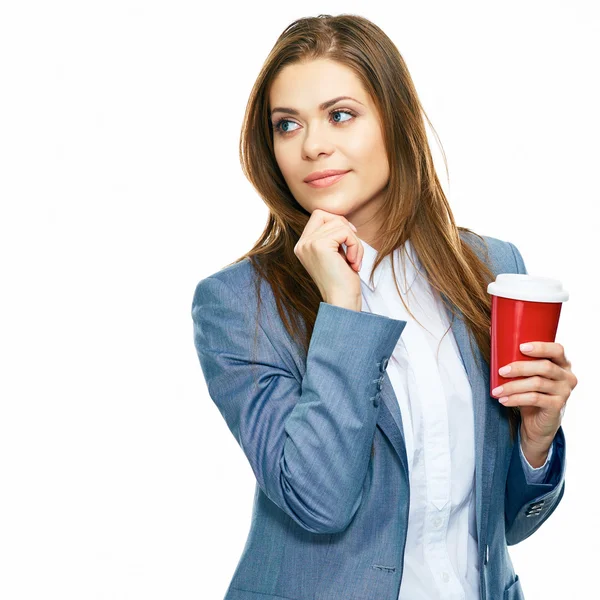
[{"left": 487, "top": 274, "right": 577, "bottom": 457}]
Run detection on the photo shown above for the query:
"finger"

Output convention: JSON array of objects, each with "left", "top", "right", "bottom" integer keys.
[
  {"left": 518, "top": 341, "right": 571, "bottom": 369},
  {"left": 496, "top": 390, "right": 562, "bottom": 408},
  {"left": 339, "top": 244, "right": 361, "bottom": 271},
  {"left": 304, "top": 213, "right": 361, "bottom": 268},
  {"left": 491, "top": 373, "right": 558, "bottom": 398},
  {"left": 499, "top": 358, "right": 564, "bottom": 381},
  {"left": 302, "top": 208, "right": 355, "bottom": 239},
  {"left": 335, "top": 225, "right": 361, "bottom": 269},
  {"left": 347, "top": 232, "right": 363, "bottom": 271}
]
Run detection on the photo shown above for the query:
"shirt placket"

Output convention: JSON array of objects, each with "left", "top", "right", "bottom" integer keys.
[{"left": 378, "top": 271, "right": 465, "bottom": 600}]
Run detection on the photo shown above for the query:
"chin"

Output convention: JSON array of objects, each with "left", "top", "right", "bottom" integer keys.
[{"left": 311, "top": 197, "right": 358, "bottom": 215}]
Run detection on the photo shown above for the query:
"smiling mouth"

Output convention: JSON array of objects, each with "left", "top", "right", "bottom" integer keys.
[{"left": 305, "top": 172, "right": 349, "bottom": 188}]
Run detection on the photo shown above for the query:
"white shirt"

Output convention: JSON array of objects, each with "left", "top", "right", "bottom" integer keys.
[{"left": 342, "top": 238, "right": 553, "bottom": 600}]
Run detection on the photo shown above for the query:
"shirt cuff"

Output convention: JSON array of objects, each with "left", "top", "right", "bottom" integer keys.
[{"left": 518, "top": 427, "right": 554, "bottom": 484}]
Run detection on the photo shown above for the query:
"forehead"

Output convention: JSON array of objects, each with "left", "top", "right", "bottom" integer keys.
[{"left": 269, "top": 59, "right": 370, "bottom": 107}]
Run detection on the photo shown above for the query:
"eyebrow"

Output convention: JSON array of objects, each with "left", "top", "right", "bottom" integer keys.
[{"left": 270, "top": 96, "right": 364, "bottom": 118}]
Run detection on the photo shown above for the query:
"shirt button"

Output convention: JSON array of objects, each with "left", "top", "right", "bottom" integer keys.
[
  {"left": 441, "top": 572, "right": 450, "bottom": 583},
  {"left": 433, "top": 516, "right": 442, "bottom": 528}
]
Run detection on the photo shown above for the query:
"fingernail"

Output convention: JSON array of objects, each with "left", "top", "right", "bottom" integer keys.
[
  {"left": 498, "top": 365, "right": 511, "bottom": 375},
  {"left": 520, "top": 343, "right": 533, "bottom": 351}
]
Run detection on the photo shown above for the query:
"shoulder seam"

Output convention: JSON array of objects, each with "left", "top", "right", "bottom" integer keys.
[{"left": 506, "top": 241, "right": 519, "bottom": 272}]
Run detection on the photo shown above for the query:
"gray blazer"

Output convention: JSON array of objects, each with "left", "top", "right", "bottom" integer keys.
[{"left": 191, "top": 231, "right": 566, "bottom": 600}]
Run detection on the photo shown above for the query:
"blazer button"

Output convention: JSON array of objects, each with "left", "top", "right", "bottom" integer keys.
[
  {"left": 380, "top": 357, "right": 389, "bottom": 372},
  {"left": 372, "top": 394, "right": 380, "bottom": 408},
  {"left": 525, "top": 506, "right": 543, "bottom": 517},
  {"left": 377, "top": 378, "right": 383, "bottom": 391}
]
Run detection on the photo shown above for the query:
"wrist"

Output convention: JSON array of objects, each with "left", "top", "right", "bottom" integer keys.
[
  {"left": 325, "top": 294, "right": 362, "bottom": 312},
  {"left": 520, "top": 426, "right": 553, "bottom": 468}
]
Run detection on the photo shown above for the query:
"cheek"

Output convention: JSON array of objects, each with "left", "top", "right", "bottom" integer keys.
[
  {"left": 345, "top": 124, "right": 386, "bottom": 163},
  {"left": 273, "top": 145, "right": 295, "bottom": 179},
  {"left": 273, "top": 144, "right": 298, "bottom": 173},
  {"left": 348, "top": 137, "right": 388, "bottom": 182}
]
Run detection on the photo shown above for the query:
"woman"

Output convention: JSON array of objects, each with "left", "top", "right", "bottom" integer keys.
[{"left": 191, "top": 14, "right": 577, "bottom": 600}]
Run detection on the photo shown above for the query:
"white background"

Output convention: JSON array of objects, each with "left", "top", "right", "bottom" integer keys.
[{"left": 0, "top": 1, "right": 598, "bottom": 598}]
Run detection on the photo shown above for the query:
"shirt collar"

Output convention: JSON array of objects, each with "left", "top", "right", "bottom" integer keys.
[{"left": 343, "top": 237, "right": 421, "bottom": 294}]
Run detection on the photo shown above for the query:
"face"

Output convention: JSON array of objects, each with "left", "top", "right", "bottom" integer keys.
[{"left": 268, "top": 58, "right": 390, "bottom": 246}]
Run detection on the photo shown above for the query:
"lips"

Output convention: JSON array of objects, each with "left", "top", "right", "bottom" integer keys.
[
  {"left": 305, "top": 171, "right": 349, "bottom": 188},
  {"left": 304, "top": 169, "right": 351, "bottom": 183}
]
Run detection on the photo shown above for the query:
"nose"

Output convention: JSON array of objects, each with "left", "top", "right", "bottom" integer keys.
[{"left": 302, "top": 125, "right": 334, "bottom": 159}]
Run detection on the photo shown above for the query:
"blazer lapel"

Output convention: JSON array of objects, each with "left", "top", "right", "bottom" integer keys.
[{"left": 376, "top": 293, "right": 499, "bottom": 548}]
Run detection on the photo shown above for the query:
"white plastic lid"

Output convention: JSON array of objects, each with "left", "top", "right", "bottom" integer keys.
[{"left": 487, "top": 273, "right": 569, "bottom": 303}]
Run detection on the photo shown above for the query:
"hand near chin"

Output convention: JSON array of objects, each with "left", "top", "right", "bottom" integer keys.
[{"left": 294, "top": 209, "right": 364, "bottom": 311}]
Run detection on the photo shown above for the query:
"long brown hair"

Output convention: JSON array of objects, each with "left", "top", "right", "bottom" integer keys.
[{"left": 224, "top": 13, "right": 519, "bottom": 442}]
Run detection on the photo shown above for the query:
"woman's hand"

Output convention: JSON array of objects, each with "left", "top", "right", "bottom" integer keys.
[
  {"left": 294, "top": 209, "right": 364, "bottom": 311},
  {"left": 490, "top": 341, "right": 578, "bottom": 451}
]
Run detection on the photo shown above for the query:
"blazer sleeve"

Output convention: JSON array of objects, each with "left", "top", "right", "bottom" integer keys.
[
  {"left": 191, "top": 275, "right": 407, "bottom": 534},
  {"left": 519, "top": 426, "right": 554, "bottom": 483},
  {"left": 503, "top": 241, "right": 567, "bottom": 545}
]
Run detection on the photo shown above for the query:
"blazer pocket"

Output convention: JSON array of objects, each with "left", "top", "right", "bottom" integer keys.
[{"left": 504, "top": 574, "right": 525, "bottom": 600}]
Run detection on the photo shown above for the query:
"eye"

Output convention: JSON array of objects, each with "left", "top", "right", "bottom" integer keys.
[{"left": 272, "top": 108, "right": 357, "bottom": 136}]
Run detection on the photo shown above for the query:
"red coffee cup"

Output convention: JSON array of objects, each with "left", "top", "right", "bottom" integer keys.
[{"left": 487, "top": 274, "right": 569, "bottom": 394}]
